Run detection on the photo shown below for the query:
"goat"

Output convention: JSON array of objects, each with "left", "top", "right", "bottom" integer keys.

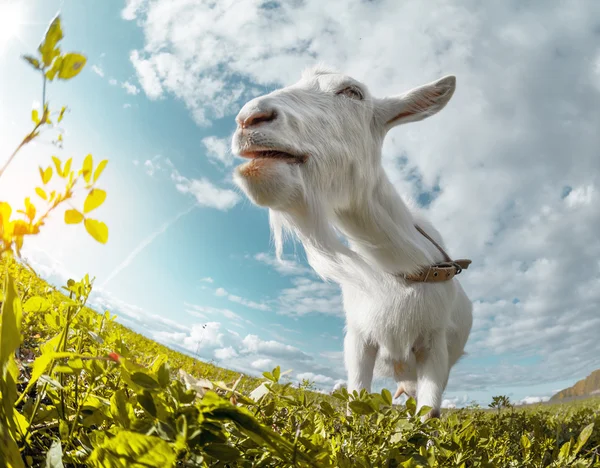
[{"left": 231, "top": 65, "right": 473, "bottom": 420}]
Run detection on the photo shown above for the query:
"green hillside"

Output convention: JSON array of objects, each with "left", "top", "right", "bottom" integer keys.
[
  {"left": 552, "top": 370, "right": 600, "bottom": 401},
  {"left": 2, "top": 256, "right": 600, "bottom": 467}
]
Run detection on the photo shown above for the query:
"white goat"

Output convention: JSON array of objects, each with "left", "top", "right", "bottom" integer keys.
[{"left": 231, "top": 65, "right": 473, "bottom": 420}]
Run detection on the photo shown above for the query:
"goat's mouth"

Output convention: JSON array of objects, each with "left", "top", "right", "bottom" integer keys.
[{"left": 239, "top": 148, "right": 308, "bottom": 165}]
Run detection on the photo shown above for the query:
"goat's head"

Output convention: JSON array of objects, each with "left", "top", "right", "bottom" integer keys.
[{"left": 232, "top": 66, "right": 456, "bottom": 211}]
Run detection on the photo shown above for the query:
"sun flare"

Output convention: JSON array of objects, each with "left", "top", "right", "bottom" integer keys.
[{"left": 0, "top": 1, "right": 24, "bottom": 48}]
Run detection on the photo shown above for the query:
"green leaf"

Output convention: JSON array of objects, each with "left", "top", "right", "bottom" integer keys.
[
  {"left": 94, "top": 160, "right": 108, "bottom": 183},
  {"left": 64, "top": 209, "right": 84, "bottom": 224},
  {"left": 203, "top": 443, "right": 242, "bottom": 462},
  {"left": 58, "top": 52, "right": 87, "bottom": 80},
  {"left": 39, "top": 374, "right": 64, "bottom": 390},
  {"left": 131, "top": 372, "right": 160, "bottom": 390},
  {"left": 272, "top": 366, "right": 280, "bottom": 382},
  {"left": 110, "top": 389, "right": 135, "bottom": 429},
  {"left": 52, "top": 156, "right": 62, "bottom": 176},
  {"left": 59, "top": 420, "right": 69, "bottom": 440},
  {"left": 202, "top": 396, "right": 313, "bottom": 464},
  {"left": 381, "top": 388, "right": 393, "bottom": 406},
  {"left": 57, "top": 106, "right": 67, "bottom": 123},
  {"left": 319, "top": 401, "right": 335, "bottom": 417},
  {"left": 521, "top": 433, "right": 531, "bottom": 450},
  {"left": 348, "top": 400, "right": 374, "bottom": 415},
  {"left": 84, "top": 218, "right": 109, "bottom": 244},
  {"left": 36, "top": 187, "right": 48, "bottom": 200},
  {"left": 0, "top": 272, "right": 23, "bottom": 370},
  {"left": 83, "top": 189, "right": 107, "bottom": 213},
  {"left": 0, "top": 424, "right": 25, "bottom": 468},
  {"left": 574, "top": 422, "right": 594, "bottom": 455},
  {"left": 62, "top": 158, "right": 72, "bottom": 176},
  {"left": 157, "top": 362, "right": 170, "bottom": 388},
  {"left": 23, "top": 296, "right": 51, "bottom": 313},
  {"left": 38, "top": 15, "right": 63, "bottom": 67},
  {"left": 45, "top": 55, "right": 63, "bottom": 81},
  {"left": 558, "top": 440, "right": 572, "bottom": 460},
  {"left": 405, "top": 396, "right": 417, "bottom": 416},
  {"left": 87, "top": 431, "right": 177, "bottom": 468},
  {"left": 88, "top": 330, "right": 104, "bottom": 344},
  {"left": 20, "top": 352, "right": 76, "bottom": 397},
  {"left": 81, "top": 154, "right": 93, "bottom": 183},
  {"left": 53, "top": 365, "right": 74, "bottom": 374},
  {"left": 40, "top": 166, "right": 52, "bottom": 184},
  {"left": 416, "top": 405, "right": 433, "bottom": 418},
  {"left": 22, "top": 54, "right": 41, "bottom": 70}
]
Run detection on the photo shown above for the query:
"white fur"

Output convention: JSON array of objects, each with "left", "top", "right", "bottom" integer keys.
[{"left": 231, "top": 65, "right": 473, "bottom": 419}]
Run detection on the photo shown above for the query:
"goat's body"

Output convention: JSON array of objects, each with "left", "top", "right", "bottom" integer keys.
[
  {"left": 231, "top": 66, "right": 473, "bottom": 419},
  {"left": 330, "top": 184, "right": 472, "bottom": 416},
  {"left": 342, "top": 273, "right": 472, "bottom": 400}
]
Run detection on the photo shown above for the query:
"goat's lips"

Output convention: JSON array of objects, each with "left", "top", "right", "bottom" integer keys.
[{"left": 240, "top": 149, "right": 306, "bottom": 164}]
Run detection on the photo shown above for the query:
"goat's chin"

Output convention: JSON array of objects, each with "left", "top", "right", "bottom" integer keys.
[{"left": 233, "top": 158, "right": 302, "bottom": 209}]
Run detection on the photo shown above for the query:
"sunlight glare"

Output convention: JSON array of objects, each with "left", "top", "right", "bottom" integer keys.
[{"left": 0, "top": 2, "right": 24, "bottom": 48}]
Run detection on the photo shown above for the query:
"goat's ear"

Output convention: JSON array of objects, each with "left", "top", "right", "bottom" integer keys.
[{"left": 376, "top": 75, "right": 456, "bottom": 130}]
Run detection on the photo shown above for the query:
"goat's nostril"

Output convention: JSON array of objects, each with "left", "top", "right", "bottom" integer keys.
[{"left": 242, "top": 110, "right": 277, "bottom": 128}]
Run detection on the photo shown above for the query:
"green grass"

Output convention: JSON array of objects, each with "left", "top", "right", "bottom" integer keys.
[{"left": 2, "top": 256, "right": 600, "bottom": 467}]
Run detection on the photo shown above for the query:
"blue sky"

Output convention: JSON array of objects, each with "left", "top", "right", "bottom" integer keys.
[{"left": 1, "top": 0, "right": 599, "bottom": 408}]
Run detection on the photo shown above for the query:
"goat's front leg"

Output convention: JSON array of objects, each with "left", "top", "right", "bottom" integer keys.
[
  {"left": 344, "top": 329, "right": 378, "bottom": 398},
  {"left": 415, "top": 329, "right": 449, "bottom": 421}
]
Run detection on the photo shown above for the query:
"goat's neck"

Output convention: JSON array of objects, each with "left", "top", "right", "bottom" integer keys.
[{"left": 334, "top": 172, "right": 437, "bottom": 276}]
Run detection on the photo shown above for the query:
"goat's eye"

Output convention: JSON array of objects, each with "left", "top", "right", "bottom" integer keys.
[{"left": 336, "top": 86, "right": 363, "bottom": 100}]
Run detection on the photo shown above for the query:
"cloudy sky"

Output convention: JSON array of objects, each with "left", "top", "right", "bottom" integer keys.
[{"left": 0, "top": 0, "right": 599, "bottom": 407}]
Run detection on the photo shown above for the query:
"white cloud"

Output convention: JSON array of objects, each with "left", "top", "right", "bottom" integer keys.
[
  {"left": 202, "top": 136, "right": 233, "bottom": 167},
  {"left": 227, "top": 293, "right": 270, "bottom": 311},
  {"left": 123, "top": 103, "right": 132, "bottom": 109},
  {"left": 214, "top": 287, "right": 270, "bottom": 311},
  {"left": 564, "top": 184, "right": 596, "bottom": 208},
  {"left": 121, "top": 0, "right": 146, "bottom": 20},
  {"left": 108, "top": 78, "right": 118, "bottom": 86},
  {"left": 296, "top": 372, "right": 334, "bottom": 385},
  {"left": 89, "top": 291, "right": 145, "bottom": 322},
  {"left": 135, "top": 155, "right": 240, "bottom": 212},
  {"left": 253, "top": 252, "right": 313, "bottom": 276},
  {"left": 170, "top": 167, "right": 240, "bottom": 211},
  {"left": 123, "top": 0, "right": 600, "bottom": 399},
  {"left": 143, "top": 156, "right": 162, "bottom": 176},
  {"left": 241, "top": 334, "right": 311, "bottom": 361},
  {"left": 251, "top": 358, "right": 273, "bottom": 370},
  {"left": 320, "top": 351, "right": 344, "bottom": 361},
  {"left": 154, "top": 321, "right": 226, "bottom": 352},
  {"left": 122, "top": 80, "right": 141, "bottom": 95},
  {"left": 146, "top": 325, "right": 345, "bottom": 389},
  {"left": 518, "top": 396, "right": 550, "bottom": 405},
  {"left": 92, "top": 65, "right": 104, "bottom": 77},
  {"left": 214, "top": 346, "right": 238, "bottom": 360},
  {"left": 275, "top": 277, "right": 343, "bottom": 317},
  {"left": 200, "top": 277, "right": 214, "bottom": 283},
  {"left": 184, "top": 302, "right": 250, "bottom": 326},
  {"left": 441, "top": 395, "right": 471, "bottom": 409},
  {"left": 129, "top": 49, "right": 245, "bottom": 126}
]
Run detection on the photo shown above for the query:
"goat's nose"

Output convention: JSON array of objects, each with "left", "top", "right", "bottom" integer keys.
[{"left": 237, "top": 108, "right": 277, "bottom": 129}]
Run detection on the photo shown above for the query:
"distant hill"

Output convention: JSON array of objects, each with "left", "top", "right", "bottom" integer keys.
[{"left": 551, "top": 369, "right": 600, "bottom": 400}]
